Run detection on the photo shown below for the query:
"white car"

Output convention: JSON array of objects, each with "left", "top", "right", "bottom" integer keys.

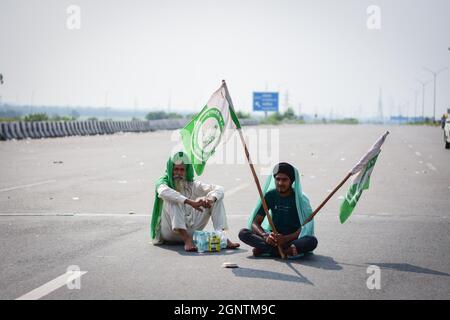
[{"left": 444, "top": 119, "right": 450, "bottom": 149}]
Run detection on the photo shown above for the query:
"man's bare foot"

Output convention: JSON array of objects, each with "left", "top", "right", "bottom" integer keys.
[
  {"left": 286, "top": 244, "right": 298, "bottom": 257},
  {"left": 252, "top": 247, "right": 263, "bottom": 257},
  {"left": 226, "top": 239, "right": 240, "bottom": 249},
  {"left": 184, "top": 239, "right": 197, "bottom": 252}
]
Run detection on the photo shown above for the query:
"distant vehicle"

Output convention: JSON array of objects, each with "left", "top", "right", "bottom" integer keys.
[{"left": 444, "top": 119, "right": 450, "bottom": 149}]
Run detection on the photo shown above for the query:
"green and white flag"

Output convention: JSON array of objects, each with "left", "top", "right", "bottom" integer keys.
[
  {"left": 339, "top": 131, "right": 389, "bottom": 223},
  {"left": 180, "top": 83, "right": 241, "bottom": 176}
]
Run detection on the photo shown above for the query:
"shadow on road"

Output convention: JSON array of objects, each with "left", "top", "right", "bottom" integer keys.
[
  {"left": 282, "top": 254, "right": 343, "bottom": 271},
  {"left": 156, "top": 243, "right": 247, "bottom": 256},
  {"left": 232, "top": 266, "right": 313, "bottom": 285},
  {"left": 367, "top": 263, "right": 450, "bottom": 276}
]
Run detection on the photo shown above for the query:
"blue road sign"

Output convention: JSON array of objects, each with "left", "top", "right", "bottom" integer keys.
[{"left": 253, "top": 92, "right": 279, "bottom": 112}]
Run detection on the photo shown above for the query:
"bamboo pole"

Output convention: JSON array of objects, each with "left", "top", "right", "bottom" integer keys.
[
  {"left": 222, "top": 80, "right": 286, "bottom": 259},
  {"left": 302, "top": 173, "right": 352, "bottom": 226}
]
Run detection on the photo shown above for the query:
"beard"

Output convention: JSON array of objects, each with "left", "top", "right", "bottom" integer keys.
[{"left": 174, "top": 176, "right": 187, "bottom": 194}]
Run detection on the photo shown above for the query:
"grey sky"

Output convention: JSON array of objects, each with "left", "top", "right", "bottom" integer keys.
[{"left": 1, "top": 0, "right": 449, "bottom": 117}]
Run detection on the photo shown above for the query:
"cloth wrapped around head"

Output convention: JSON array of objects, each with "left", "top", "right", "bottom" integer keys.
[
  {"left": 273, "top": 162, "right": 295, "bottom": 183},
  {"left": 150, "top": 151, "right": 194, "bottom": 240},
  {"left": 247, "top": 162, "right": 315, "bottom": 239}
]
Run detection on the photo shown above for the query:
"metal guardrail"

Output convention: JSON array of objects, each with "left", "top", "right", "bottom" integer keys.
[{"left": 0, "top": 118, "right": 260, "bottom": 141}]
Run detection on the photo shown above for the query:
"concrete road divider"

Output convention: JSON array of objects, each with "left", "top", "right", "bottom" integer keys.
[
  {"left": 0, "top": 118, "right": 259, "bottom": 140},
  {"left": 0, "top": 122, "right": 11, "bottom": 140},
  {"left": 11, "top": 122, "right": 24, "bottom": 140}
]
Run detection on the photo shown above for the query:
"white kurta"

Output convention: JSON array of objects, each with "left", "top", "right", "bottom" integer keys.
[{"left": 156, "top": 180, "right": 228, "bottom": 243}]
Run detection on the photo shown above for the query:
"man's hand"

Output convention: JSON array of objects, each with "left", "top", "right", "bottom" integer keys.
[
  {"left": 204, "top": 197, "right": 216, "bottom": 208},
  {"left": 264, "top": 232, "right": 287, "bottom": 247},
  {"left": 185, "top": 199, "right": 207, "bottom": 212},
  {"left": 265, "top": 232, "right": 279, "bottom": 247},
  {"left": 274, "top": 233, "right": 287, "bottom": 246}
]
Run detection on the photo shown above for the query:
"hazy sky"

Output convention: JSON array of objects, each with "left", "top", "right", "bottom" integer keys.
[{"left": 1, "top": 0, "right": 449, "bottom": 117}]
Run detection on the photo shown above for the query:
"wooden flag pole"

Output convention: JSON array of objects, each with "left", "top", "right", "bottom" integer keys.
[
  {"left": 301, "top": 173, "right": 352, "bottom": 227},
  {"left": 222, "top": 80, "right": 286, "bottom": 259}
]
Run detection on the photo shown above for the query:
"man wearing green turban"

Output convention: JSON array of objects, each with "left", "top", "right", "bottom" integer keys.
[{"left": 150, "top": 151, "right": 240, "bottom": 252}]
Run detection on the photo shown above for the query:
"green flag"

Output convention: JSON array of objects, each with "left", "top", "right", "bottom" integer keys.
[
  {"left": 339, "top": 131, "right": 389, "bottom": 223},
  {"left": 180, "top": 83, "right": 241, "bottom": 176}
]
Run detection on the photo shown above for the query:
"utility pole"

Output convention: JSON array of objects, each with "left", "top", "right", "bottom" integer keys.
[
  {"left": 264, "top": 83, "right": 268, "bottom": 119},
  {"left": 377, "top": 87, "right": 384, "bottom": 123},
  {"left": 411, "top": 88, "right": 418, "bottom": 122},
  {"left": 405, "top": 100, "right": 410, "bottom": 122},
  {"left": 0, "top": 73, "right": 3, "bottom": 105},
  {"left": 423, "top": 66, "right": 448, "bottom": 122},
  {"left": 284, "top": 90, "right": 290, "bottom": 113},
  {"left": 417, "top": 79, "right": 431, "bottom": 120}
]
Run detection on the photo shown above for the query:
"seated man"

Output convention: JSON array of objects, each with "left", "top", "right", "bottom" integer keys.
[
  {"left": 150, "top": 151, "right": 240, "bottom": 252},
  {"left": 239, "top": 162, "right": 318, "bottom": 257}
]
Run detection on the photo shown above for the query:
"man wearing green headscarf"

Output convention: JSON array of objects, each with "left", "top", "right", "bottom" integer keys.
[
  {"left": 151, "top": 151, "right": 240, "bottom": 252},
  {"left": 239, "top": 162, "right": 317, "bottom": 258}
]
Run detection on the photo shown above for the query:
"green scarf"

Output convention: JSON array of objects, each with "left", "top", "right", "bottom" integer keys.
[
  {"left": 150, "top": 152, "right": 194, "bottom": 240},
  {"left": 247, "top": 165, "right": 315, "bottom": 238}
]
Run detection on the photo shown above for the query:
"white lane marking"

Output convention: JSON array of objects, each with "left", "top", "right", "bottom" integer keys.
[
  {"left": 0, "top": 213, "right": 150, "bottom": 217},
  {"left": 415, "top": 151, "right": 422, "bottom": 157},
  {"left": 426, "top": 163, "right": 437, "bottom": 171},
  {"left": 75, "top": 213, "right": 149, "bottom": 217},
  {"left": 225, "top": 183, "right": 250, "bottom": 197},
  {"left": 0, "top": 180, "right": 56, "bottom": 193},
  {"left": 0, "top": 184, "right": 250, "bottom": 218},
  {"left": 16, "top": 270, "right": 87, "bottom": 300},
  {"left": 0, "top": 213, "right": 75, "bottom": 216},
  {"left": 0, "top": 213, "right": 251, "bottom": 218}
]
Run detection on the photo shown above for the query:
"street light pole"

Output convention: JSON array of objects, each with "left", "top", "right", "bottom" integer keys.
[
  {"left": 423, "top": 66, "right": 448, "bottom": 122},
  {"left": 411, "top": 88, "right": 418, "bottom": 122},
  {"left": 0, "top": 73, "right": 3, "bottom": 105},
  {"left": 417, "top": 79, "right": 432, "bottom": 120}
]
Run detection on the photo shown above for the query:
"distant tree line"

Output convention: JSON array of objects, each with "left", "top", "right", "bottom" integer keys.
[
  {"left": 260, "top": 107, "right": 299, "bottom": 124},
  {"left": 0, "top": 105, "right": 254, "bottom": 122},
  {"left": 145, "top": 111, "right": 183, "bottom": 120}
]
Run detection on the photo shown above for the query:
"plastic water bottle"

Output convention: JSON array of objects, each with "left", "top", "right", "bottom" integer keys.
[
  {"left": 219, "top": 231, "right": 228, "bottom": 249},
  {"left": 208, "top": 231, "right": 221, "bottom": 252},
  {"left": 201, "top": 232, "right": 209, "bottom": 253},
  {"left": 193, "top": 231, "right": 202, "bottom": 253},
  {"left": 193, "top": 230, "right": 207, "bottom": 253}
]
